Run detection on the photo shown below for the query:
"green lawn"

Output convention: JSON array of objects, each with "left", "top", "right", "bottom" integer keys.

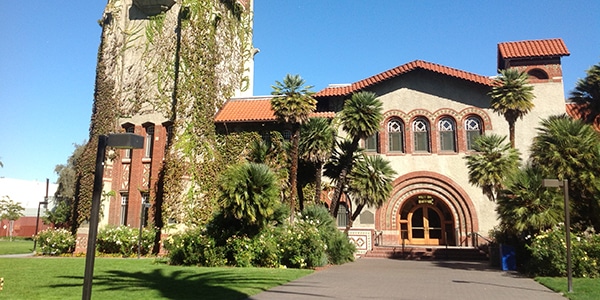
[
  {"left": 0, "top": 239, "right": 34, "bottom": 255},
  {"left": 0, "top": 257, "right": 312, "bottom": 299},
  {"left": 536, "top": 277, "right": 600, "bottom": 300}
]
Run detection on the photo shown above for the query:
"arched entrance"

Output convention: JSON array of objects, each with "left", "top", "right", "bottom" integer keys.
[{"left": 398, "top": 195, "right": 454, "bottom": 245}]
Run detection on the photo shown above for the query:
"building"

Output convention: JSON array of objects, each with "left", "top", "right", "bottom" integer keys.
[
  {"left": 0, "top": 178, "right": 56, "bottom": 237},
  {"left": 214, "top": 38, "right": 570, "bottom": 254},
  {"left": 78, "top": 0, "right": 255, "bottom": 239}
]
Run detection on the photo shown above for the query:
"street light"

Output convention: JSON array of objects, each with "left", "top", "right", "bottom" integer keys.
[
  {"left": 542, "top": 178, "right": 572, "bottom": 293},
  {"left": 82, "top": 133, "right": 143, "bottom": 300}
]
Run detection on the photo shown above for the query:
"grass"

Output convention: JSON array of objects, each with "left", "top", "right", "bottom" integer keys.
[
  {"left": 536, "top": 277, "right": 600, "bottom": 300},
  {"left": 0, "top": 257, "right": 313, "bottom": 299},
  {"left": 0, "top": 238, "right": 34, "bottom": 255}
]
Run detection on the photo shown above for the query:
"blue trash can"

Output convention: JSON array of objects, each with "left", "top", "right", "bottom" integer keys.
[{"left": 500, "top": 244, "right": 516, "bottom": 271}]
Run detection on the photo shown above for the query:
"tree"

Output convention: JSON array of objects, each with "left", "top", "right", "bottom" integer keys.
[
  {"left": 328, "top": 91, "right": 383, "bottom": 217},
  {"left": 464, "top": 134, "right": 521, "bottom": 201},
  {"left": 345, "top": 155, "right": 396, "bottom": 232},
  {"left": 496, "top": 166, "right": 563, "bottom": 236},
  {"left": 271, "top": 74, "right": 317, "bottom": 221},
  {"left": 47, "top": 142, "right": 86, "bottom": 228},
  {"left": 569, "top": 62, "right": 600, "bottom": 124},
  {"left": 489, "top": 68, "right": 535, "bottom": 148},
  {"left": 218, "top": 162, "right": 280, "bottom": 234},
  {"left": 530, "top": 115, "right": 600, "bottom": 230},
  {"left": 299, "top": 118, "right": 335, "bottom": 206},
  {"left": 0, "top": 196, "right": 25, "bottom": 241}
]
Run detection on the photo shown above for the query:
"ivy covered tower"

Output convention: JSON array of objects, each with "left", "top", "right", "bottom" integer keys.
[{"left": 73, "top": 0, "right": 255, "bottom": 249}]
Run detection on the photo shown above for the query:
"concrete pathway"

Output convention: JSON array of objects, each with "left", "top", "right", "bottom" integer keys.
[{"left": 248, "top": 258, "right": 565, "bottom": 300}]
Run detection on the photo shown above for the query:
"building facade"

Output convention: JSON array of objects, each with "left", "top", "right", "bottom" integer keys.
[{"left": 215, "top": 38, "right": 570, "bottom": 253}]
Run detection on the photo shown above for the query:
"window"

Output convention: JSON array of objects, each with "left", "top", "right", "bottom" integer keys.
[
  {"left": 438, "top": 117, "right": 456, "bottom": 152},
  {"left": 337, "top": 203, "right": 349, "bottom": 227},
  {"left": 465, "top": 117, "right": 482, "bottom": 151},
  {"left": 120, "top": 194, "right": 129, "bottom": 225},
  {"left": 364, "top": 133, "right": 378, "bottom": 152},
  {"left": 141, "top": 193, "right": 150, "bottom": 227},
  {"left": 124, "top": 126, "right": 135, "bottom": 159},
  {"left": 282, "top": 130, "right": 292, "bottom": 141},
  {"left": 412, "top": 118, "right": 430, "bottom": 152},
  {"left": 387, "top": 118, "right": 404, "bottom": 152},
  {"left": 145, "top": 125, "right": 154, "bottom": 158}
]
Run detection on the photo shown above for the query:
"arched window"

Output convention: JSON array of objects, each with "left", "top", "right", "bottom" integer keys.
[
  {"left": 412, "top": 118, "right": 430, "bottom": 153},
  {"left": 337, "top": 203, "right": 349, "bottom": 227},
  {"left": 527, "top": 68, "right": 549, "bottom": 80},
  {"left": 144, "top": 125, "right": 155, "bottom": 158},
  {"left": 465, "top": 116, "right": 483, "bottom": 151},
  {"left": 387, "top": 118, "right": 404, "bottom": 153},
  {"left": 438, "top": 117, "right": 456, "bottom": 152},
  {"left": 123, "top": 125, "right": 135, "bottom": 159},
  {"left": 364, "top": 133, "right": 378, "bottom": 152}
]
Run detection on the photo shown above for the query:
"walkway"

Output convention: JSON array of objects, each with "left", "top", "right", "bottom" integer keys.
[{"left": 247, "top": 258, "right": 565, "bottom": 300}]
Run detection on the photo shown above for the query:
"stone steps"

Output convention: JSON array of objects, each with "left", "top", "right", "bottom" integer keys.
[{"left": 363, "top": 245, "right": 489, "bottom": 261}]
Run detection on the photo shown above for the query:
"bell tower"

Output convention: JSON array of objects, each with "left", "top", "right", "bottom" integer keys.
[{"left": 497, "top": 38, "right": 570, "bottom": 83}]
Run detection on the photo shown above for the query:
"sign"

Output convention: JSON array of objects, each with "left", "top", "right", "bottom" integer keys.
[{"left": 417, "top": 195, "right": 434, "bottom": 205}]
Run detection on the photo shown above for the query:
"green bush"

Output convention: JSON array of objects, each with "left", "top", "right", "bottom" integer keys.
[
  {"left": 527, "top": 225, "right": 600, "bottom": 277},
  {"left": 34, "top": 228, "right": 75, "bottom": 255},
  {"left": 97, "top": 225, "right": 155, "bottom": 257},
  {"left": 279, "top": 218, "right": 327, "bottom": 268},
  {"left": 300, "top": 205, "right": 355, "bottom": 265},
  {"left": 163, "top": 227, "right": 226, "bottom": 267}
]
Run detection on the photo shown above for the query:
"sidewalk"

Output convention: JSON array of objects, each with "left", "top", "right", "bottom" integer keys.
[{"left": 247, "top": 258, "right": 565, "bottom": 300}]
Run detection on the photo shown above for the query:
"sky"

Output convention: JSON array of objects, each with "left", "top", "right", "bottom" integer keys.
[{"left": 0, "top": 1, "right": 598, "bottom": 183}]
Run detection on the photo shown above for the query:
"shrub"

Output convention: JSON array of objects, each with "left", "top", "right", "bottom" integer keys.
[
  {"left": 97, "top": 225, "right": 155, "bottom": 257},
  {"left": 278, "top": 218, "right": 327, "bottom": 268},
  {"left": 163, "top": 227, "right": 226, "bottom": 267},
  {"left": 300, "top": 205, "right": 355, "bottom": 265},
  {"left": 527, "top": 225, "right": 600, "bottom": 277},
  {"left": 34, "top": 228, "right": 75, "bottom": 255}
]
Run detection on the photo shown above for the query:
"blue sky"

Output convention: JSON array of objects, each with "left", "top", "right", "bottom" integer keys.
[{"left": 0, "top": 1, "right": 598, "bottom": 183}]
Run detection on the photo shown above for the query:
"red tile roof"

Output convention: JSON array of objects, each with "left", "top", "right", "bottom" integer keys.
[
  {"left": 498, "top": 38, "right": 570, "bottom": 59},
  {"left": 214, "top": 97, "right": 335, "bottom": 123},
  {"left": 314, "top": 60, "right": 493, "bottom": 97}
]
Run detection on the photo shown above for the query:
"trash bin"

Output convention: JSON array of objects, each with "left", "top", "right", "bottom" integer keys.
[{"left": 500, "top": 244, "right": 516, "bottom": 271}]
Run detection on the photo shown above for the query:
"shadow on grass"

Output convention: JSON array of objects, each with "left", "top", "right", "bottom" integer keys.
[{"left": 50, "top": 266, "right": 287, "bottom": 300}]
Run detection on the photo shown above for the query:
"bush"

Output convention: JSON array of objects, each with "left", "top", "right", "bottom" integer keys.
[
  {"left": 278, "top": 218, "right": 327, "bottom": 268},
  {"left": 97, "top": 225, "right": 155, "bottom": 257},
  {"left": 527, "top": 225, "right": 600, "bottom": 277},
  {"left": 34, "top": 228, "right": 75, "bottom": 255},
  {"left": 300, "top": 205, "right": 355, "bottom": 265},
  {"left": 163, "top": 227, "right": 226, "bottom": 267}
]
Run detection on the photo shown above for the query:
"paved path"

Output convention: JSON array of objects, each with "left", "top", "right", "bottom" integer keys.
[{"left": 248, "top": 258, "right": 565, "bottom": 300}]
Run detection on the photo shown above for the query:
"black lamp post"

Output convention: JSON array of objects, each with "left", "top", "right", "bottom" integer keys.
[
  {"left": 542, "top": 178, "right": 572, "bottom": 293},
  {"left": 82, "top": 133, "right": 143, "bottom": 300},
  {"left": 32, "top": 200, "right": 48, "bottom": 252}
]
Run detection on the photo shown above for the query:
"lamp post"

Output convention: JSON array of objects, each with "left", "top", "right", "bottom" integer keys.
[
  {"left": 82, "top": 133, "right": 143, "bottom": 300},
  {"left": 542, "top": 178, "right": 572, "bottom": 293},
  {"left": 33, "top": 178, "right": 50, "bottom": 252}
]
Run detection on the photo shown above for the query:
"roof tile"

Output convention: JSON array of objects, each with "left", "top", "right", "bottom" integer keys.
[
  {"left": 214, "top": 97, "right": 335, "bottom": 123},
  {"left": 314, "top": 60, "right": 493, "bottom": 97},
  {"left": 498, "top": 38, "right": 570, "bottom": 59}
]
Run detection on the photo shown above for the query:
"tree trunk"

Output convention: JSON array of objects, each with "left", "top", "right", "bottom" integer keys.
[
  {"left": 509, "top": 121, "right": 516, "bottom": 148},
  {"left": 314, "top": 163, "right": 323, "bottom": 203},
  {"left": 344, "top": 203, "right": 364, "bottom": 235},
  {"left": 289, "top": 125, "right": 300, "bottom": 223},
  {"left": 329, "top": 137, "right": 360, "bottom": 218}
]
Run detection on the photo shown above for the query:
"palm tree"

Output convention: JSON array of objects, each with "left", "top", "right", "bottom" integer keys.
[
  {"left": 328, "top": 91, "right": 383, "bottom": 217},
  {"left": 345, "top": 155, "right": 396, "bottom": 233},
  {"left": 271, "top": 74, "right": 317, "bottom": 221},
  {"left": 464, "top": 134, "right": 521, "bottom": 201},
  {"left": 218, "top": 162, "right": 280, "bottom": 230},
  {"left": 299, "top": 118, "right": 335, "bottom": 205},
  {"left": 496, "top": 166, "right": 563, "bottom": 236},
  {"left": 569, "top": 62, "right": 600, "bottom": 124},
  {"left": 530, "top": 115, "right": 600, "bottom": 230},
  {"left": 488, "top": 68, "right": 535, "bottom": 148}
]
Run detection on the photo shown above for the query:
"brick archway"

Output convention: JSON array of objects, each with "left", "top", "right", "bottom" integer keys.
[{"left": 376, "top": 171, "right": 478, "bottom": 246}]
